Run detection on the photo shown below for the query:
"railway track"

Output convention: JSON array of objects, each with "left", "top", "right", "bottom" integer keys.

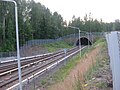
[
  {"left": 0, "top": 50, "right": 62, "bottom": 73},
  {"left": 0, "top": 46, "right": 86, "bottom": 90}
]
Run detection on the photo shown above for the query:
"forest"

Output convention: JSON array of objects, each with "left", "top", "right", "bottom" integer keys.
[{"left": 0, "top": 0, "right": 120, "bottom": 52}]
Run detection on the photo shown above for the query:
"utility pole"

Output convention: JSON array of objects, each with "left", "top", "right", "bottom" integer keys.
[
  {"left": 68, "top": 26, "right": 81, "bottom": 57},
  {"left": 1, "top": 0, "right": 22, "bottom": 90}
]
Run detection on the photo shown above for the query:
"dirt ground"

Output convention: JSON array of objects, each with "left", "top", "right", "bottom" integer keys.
[
  {"left": 20, "top": 45, "right": 48, "bottom": 57},
  {"left": 45, "top": 46, "right": 101, "bottom": 90}
]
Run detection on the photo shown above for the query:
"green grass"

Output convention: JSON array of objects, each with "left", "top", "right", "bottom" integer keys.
[
  {"left": 40, "top": 39, "right": 106, "bottom": 89},
  {"left": 72, "top": 39, "right": 106, "bottom": 90},
  {"left": 43, "top": 41, "right": 73, "bottom": 52},
  {"left": 73, "top": 72, "right": 84, "bottom": 90},
  {"left": 52, "top": 55, "right": 80, "bottom": 82},
  {"left": 41, "top": 79, "right": 47, "bottom": 85},
  {"left": 96, "top": 82, "right": 107, "bottom": 89},
  {"left": 85, "top": 40, "right": 106, "bottom": 80},
  {"left": 45, "top": 39, "right": 103, "bottom": 82},
  {"left": 93, "top": 38, "right": 106, "bottom": 47},
  {"left": 84, "top": 39, "right": 109, "bottom": 89},
  {"left": 51, "top": 45, "right": 94, "bottom": 82}
]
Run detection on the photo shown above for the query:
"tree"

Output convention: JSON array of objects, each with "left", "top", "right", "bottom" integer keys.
[
  {"left": 0, "top": 0, "right": 117, "bottom": 52},
  {"left": 115, "top": 19, "right": 120, "bottom": 31}
]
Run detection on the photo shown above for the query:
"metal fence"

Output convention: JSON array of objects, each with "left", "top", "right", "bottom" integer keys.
[
  {"left": 0, "top": 32, "right": 103, "bottom": 62},
  {"left": 106, "top": 31, "right": 120, "bottom": 90},
  {"left": 0, "top": 34, "right": 78, "bottom": 62}
]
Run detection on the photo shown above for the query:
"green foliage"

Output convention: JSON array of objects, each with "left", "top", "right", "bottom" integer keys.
[
  {"left": 93, "top": 38, "right": 106, "bottom": 47},
  {"left": 84, "top": 40, "right": 109, "bottom": 90},
  {"left": 73, "top": 72, "right": 84, "bottom": 90},
  {"left": 41, "top": 80, "right": 47, "bottom": 85},
  {"left": 114, "top": 19, "right": 120, "bottom": 30},
  {"left": 52, "top": 55, "right": 80, "bottom": 82},
  {"left": 44, "top": 40, "right": 100, "bottom": 89},
  {"left": 69, "top": 13, "right": 108, "bottom": 32},
  {"left": 0, "top": 0, "right": 120, "bottom": 52},
  {"left": 43, "top": 41, "right": 73, "bottom": 52},
  {"left": 0, "top": 0, "right": 65, "bottom": 52},
  {"left": 96, "top": 82, "right": 107, "bottom": 89},
  {"left": 51, "top": 46, "right": 91, "bottom": 82}
]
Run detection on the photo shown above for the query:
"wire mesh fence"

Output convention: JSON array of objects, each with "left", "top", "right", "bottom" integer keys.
[
  {"left": 0, "top": 32, "right": 103, "bottom": 62},
  {"left": 0, "top": 34, "right": 78, "bottom": 62}
]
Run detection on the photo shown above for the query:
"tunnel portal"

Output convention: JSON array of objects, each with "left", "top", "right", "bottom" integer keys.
[{"left": 76, "top": 37, "right": 92, "bottom": 46}]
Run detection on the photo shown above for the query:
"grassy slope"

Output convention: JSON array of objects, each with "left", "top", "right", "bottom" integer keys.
[
  {"left": 40, "top": 41, "right": 89, "bottom": 87},
  {"left": 43, "top": 41, "right": 73, "bottom": 52},
  {"left": 83, "top": 39, "right": 112, "bottom": 90},
  {"left": 40, "top": 39, "right": 101, "bottom": 87},
  {"left": 40, "top": 39, "right": 107, "bottom": 90},
  {"left": 45, "top": 45, "right": 91, "bottom": 83}
]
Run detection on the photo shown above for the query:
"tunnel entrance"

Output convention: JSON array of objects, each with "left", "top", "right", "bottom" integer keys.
[{"left": 76, "top": 37, "right": 92, "bottom": 46}]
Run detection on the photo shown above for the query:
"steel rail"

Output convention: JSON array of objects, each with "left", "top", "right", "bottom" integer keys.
[
  {"left": 0, "top": 48, "right": 74, "bottom": 74},
  {"left": 0, "top": 47, "right": 77, "bottom": 77},
  {"left": 0, "top": 46, "right": 85, "bottom": 89},
  {"left": 6, "top": 46, "right": 86, "bottom": 90}
]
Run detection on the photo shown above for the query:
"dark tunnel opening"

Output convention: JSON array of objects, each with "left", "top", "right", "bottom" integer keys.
[{"left": 76, "top": 37, "right": 92, "bottom": 46}]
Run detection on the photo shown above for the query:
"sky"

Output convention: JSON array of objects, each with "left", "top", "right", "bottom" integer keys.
[{"left": 35, "top": 0, "right": 120, "bottom": 23}]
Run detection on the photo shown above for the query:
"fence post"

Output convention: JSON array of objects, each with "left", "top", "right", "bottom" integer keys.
[
  {"left": 64, "top": 48, "right": 67, "bottom": 65},
  {"left": 106, "top": 31, "right": 120, "bottom": 90}
]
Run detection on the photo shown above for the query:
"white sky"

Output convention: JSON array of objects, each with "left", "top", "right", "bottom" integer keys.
[{"left": 35, "top": 0, "right": 120, "bottom": 23}]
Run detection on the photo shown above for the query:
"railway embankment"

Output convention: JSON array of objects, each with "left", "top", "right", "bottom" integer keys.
[{"left": 38, "top": 39, "right": 112, "bottom": 90}]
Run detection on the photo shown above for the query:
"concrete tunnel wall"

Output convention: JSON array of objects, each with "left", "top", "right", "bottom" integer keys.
[{"left": 76, "top": 37, "right": 92, "bottom": 46}]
